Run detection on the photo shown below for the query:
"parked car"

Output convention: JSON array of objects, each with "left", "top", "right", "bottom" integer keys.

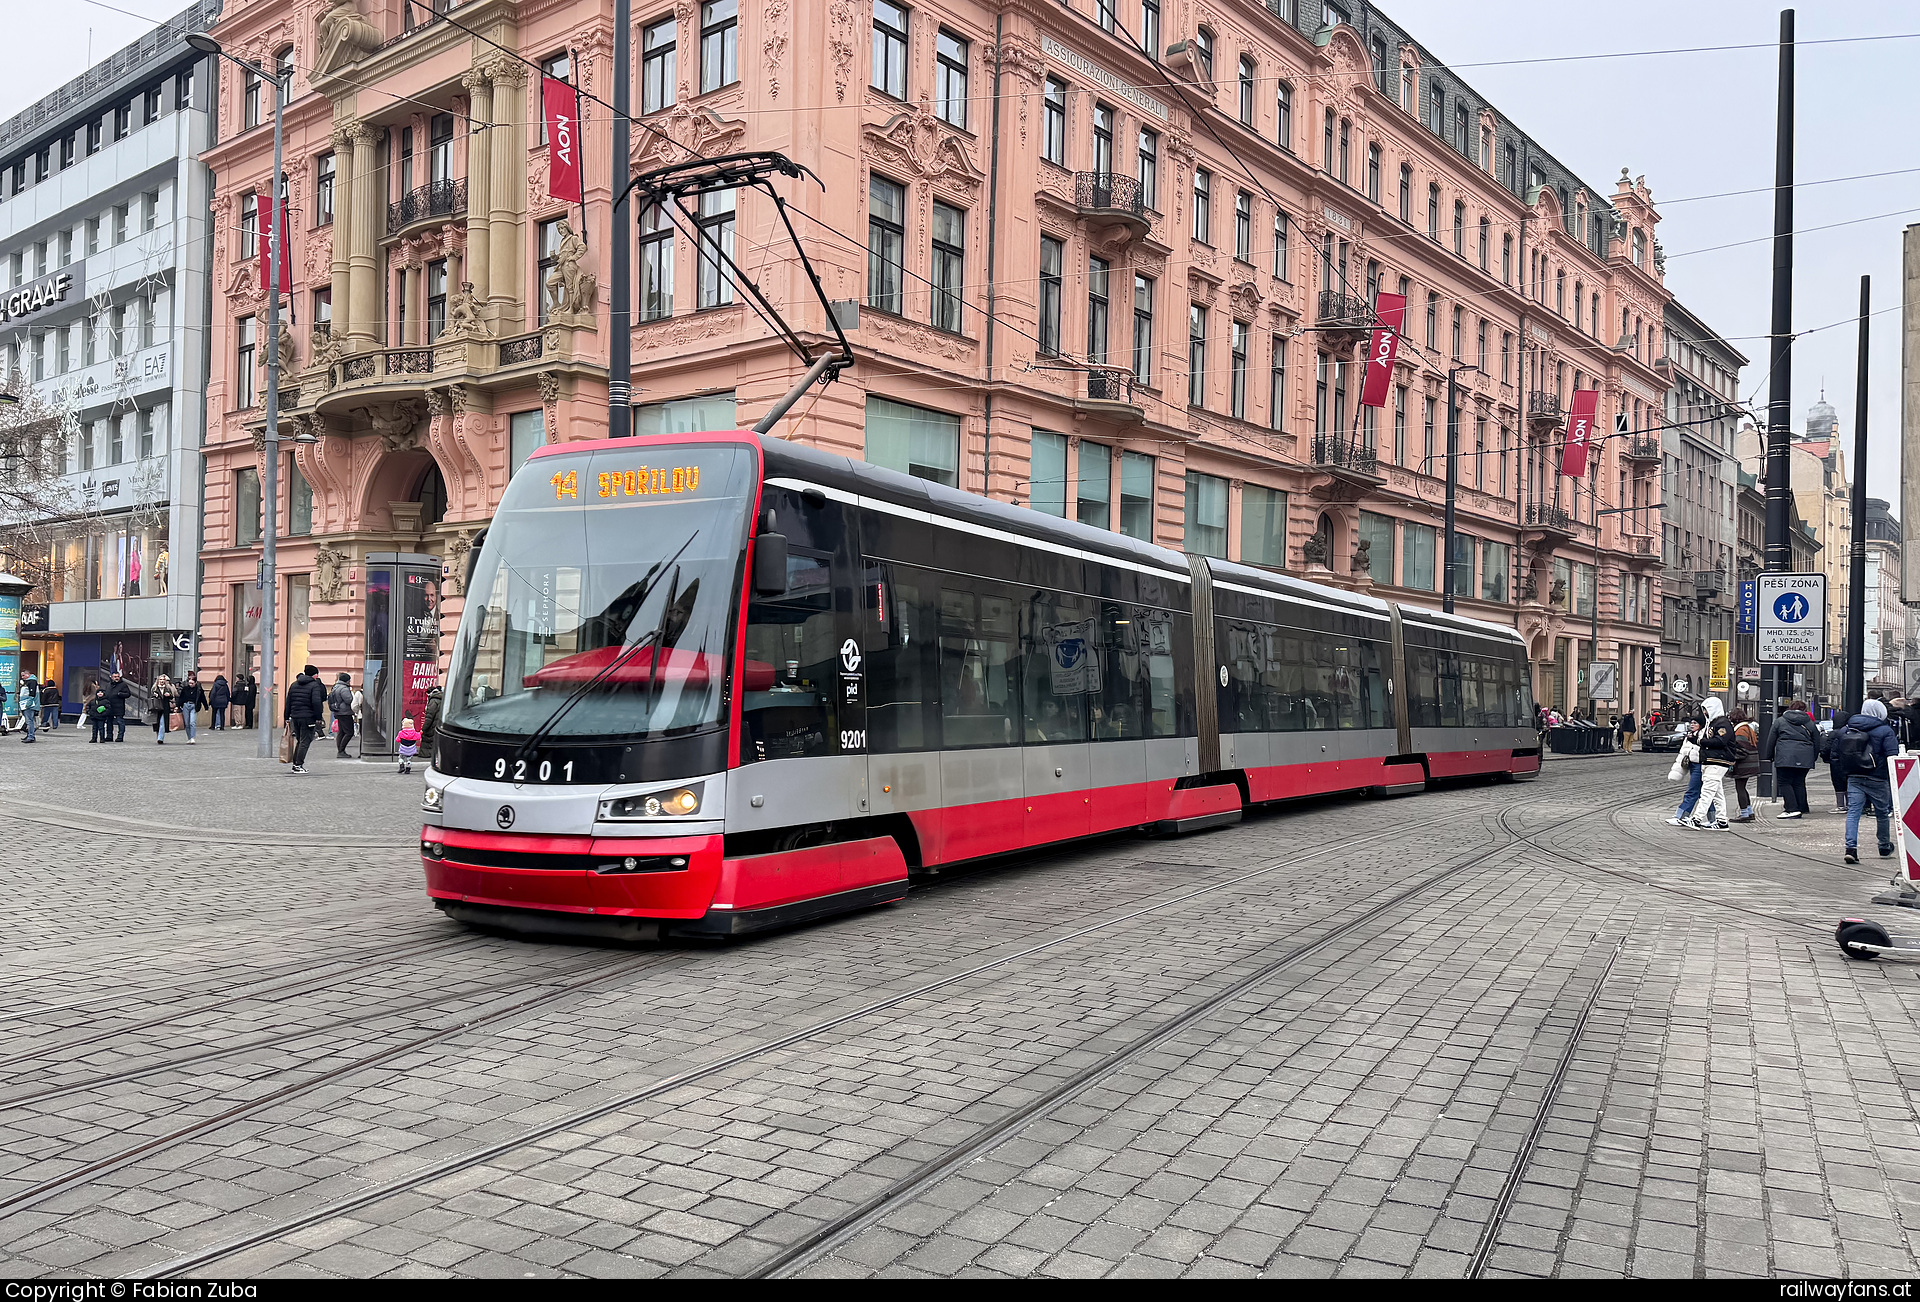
[{"left": 1643, "top": 721, "right": 1691, "bottom": 753}]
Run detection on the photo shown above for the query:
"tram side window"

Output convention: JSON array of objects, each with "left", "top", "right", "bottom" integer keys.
[
  {"left": 1022, "top": 590, "right": 1094, "bottom": 742},
  {"left": 865, "top": 564, "right": 935, "bottom": 752},
  {"left": 739, "top": 548, "right": 839, "bottom": 762},
  {"left": 1409, "top": 645, "right": 1440, "bottom": 728},
  {"left": 939, "top": 582, "right": 1020, "bottom": 747},
  {"left": 1437, "top": 649, "right": 1463, "bottom": 727},
  {"left": 1092, "top": 603, "right": 1167, "bottom": 740}
]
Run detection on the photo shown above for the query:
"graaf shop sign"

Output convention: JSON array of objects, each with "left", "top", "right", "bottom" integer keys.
[{"left": 0, "top": 261, "right": 84, "bottom": 325}]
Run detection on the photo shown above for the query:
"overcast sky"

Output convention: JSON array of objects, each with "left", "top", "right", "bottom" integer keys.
[{"left": 11, "top": 0, "right": 1919, "bottom": 501}]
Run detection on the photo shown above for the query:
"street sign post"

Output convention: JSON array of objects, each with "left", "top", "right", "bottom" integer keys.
[
  {"left": 1710, "top": 640, "right": 1731, "bottom": 692},
  {"left": 1755, "top": 572, "right": 1828, "bottom": 664},
  {"left": 1589, "top": 661, "right": 1619, "bottom": 702},
  {"left": 1905, "top": 658, "right": 1920, "bottom": 700}
]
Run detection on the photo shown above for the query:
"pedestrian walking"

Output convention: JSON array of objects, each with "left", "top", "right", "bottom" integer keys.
[
  {"left": 176, "top": 672, "right": 206, "bottom": 743},
  {"left": 86, "top": 688, "right": 111, "bottom": 742},
  {"left": 1821, "top": 718, "right": 1849, "bottom": 813},
  {"left": 1667, "top": 713, "right": 1705, "bottom": 826},
  {"left": 328, "top": 673, "right": 361, "bottom": 758},
  {"left": 104, "top": 672, "right": 132, "bottom": 742},
  {"left": 238, "top": 673, "right": 257, "bottom": 729},
  {"left": 149, "top": 673, "right": 178, "bottom": 744},
  {"left": 1833, "top": 699, "right": 1899, "bottom": 864},
  {"left": 283, "top": 664, "right": 328, "bottom": 773},
  {"left": 1618, "top": 711, "right": 1637, "bottom": 753},
  {"left": 1728, "top": 707, "right": 1761, "bottom": 821},
  {"left": 395, "top": 716, "right": 421, "bottom": 775},
  {"left": 1764, "top": 699, "right": 1820, "bottom": 819},
  {"left": 16, "top": 674, "right": 39, "bottom": 743},
  {"left": 421, "top": 674, "right": 443, "bottom": 749},
  {"left": 39, "top": 678, "right": 59, "bottom": 731},
  {"left": 1690, "top": 698, "right": 1737, "bottom": 829},
  {"left": 1890, "top": 696, "right": 1920, "bottom": 751},
  {"left": 209, "top": 674, "right": 230, "bottom": 730}
]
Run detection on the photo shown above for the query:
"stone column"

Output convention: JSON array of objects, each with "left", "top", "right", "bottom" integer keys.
[
  {"left": 487, "top": 60, "right": 527, "bottom": 333},
  {"left": 329, "top": 124, "right": 353, "bottom": 340},
  {"left": 347, "top": 122, "right": 383, "bottom": 348},
  {"left": 462, "top": 70, "right": 493, "bottom": 310}
]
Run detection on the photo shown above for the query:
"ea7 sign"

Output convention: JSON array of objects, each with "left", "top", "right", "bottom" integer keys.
[{"left": 1755, "top": 572, "right": 1827, "bottom": 664}]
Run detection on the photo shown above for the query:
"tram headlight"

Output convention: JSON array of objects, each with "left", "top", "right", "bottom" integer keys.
[
  {"left": 600, "top": 784, "right": 704, "bottom": 820},
  {"left": 421, "top": 785, "right": 444, "bottom": 813}
]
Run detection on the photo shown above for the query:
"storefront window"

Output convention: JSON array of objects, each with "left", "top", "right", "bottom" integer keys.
[{"left": 287, "top": 574, "right": 311, "bottom": 676}]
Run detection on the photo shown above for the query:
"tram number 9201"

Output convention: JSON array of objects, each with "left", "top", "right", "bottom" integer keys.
[
  {"left": 840, "top": 730, "right": 866, "bottom": 752},
  {"left": 493, "top": 757, "right": 577, "bottom": 783}
]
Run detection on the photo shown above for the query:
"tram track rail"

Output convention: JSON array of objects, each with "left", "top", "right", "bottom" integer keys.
[{"left": 142, "top": 779, "right": 1663, "bottom": 1280}]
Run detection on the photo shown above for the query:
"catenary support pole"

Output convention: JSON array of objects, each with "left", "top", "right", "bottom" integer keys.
[
  {"left": 1760, "top": 8, "right": 1795, "bottom": 795},
  {"left": 1844, "top": 275, "right": 1871, "bottom": 712},
  {"left": 608, "top": 0, "right": 632, "bottom": 438},
  {"left": 1443, "top": 366, "right": 1459, "bottom": 614},
  {"left": 258, "top": 65, "right": 287, "bottom": 760}
]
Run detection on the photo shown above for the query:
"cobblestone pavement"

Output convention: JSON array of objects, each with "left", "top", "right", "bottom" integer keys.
[{"left": 2, "top": 731, "right": 1917, "bottom": 1279}]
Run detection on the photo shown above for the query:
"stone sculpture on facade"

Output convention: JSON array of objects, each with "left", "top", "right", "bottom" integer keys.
[
  {"left": 314, "top": 0, "right": 382, "bottom": 75},
  {"left": 313, "top": 543, "right": 351, "bottom": 602},
  {"left": 543, "top": 221, "right": 597, "bottom": 326},
  {"left": 441, "top": 282, "right": 489, "bottom": 340},
  {"left": 1302, "top": 526, "right": 1331, "bottom": 570}
]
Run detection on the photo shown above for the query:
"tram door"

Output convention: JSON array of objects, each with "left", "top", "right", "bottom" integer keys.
[{"left": 1021, "top": 588, "right": 1094, "bottom": 845}]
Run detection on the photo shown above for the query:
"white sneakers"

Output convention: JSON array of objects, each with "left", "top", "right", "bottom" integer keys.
[{"left": 1777, "top": 811, "right": 1802, "bottom": 819}]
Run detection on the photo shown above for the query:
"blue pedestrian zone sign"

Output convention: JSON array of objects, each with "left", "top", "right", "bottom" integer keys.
[
  {"left": 1738, "top": 580, "right": 1757, "bottom": 634},
  {"left": 1755, "top": 572, "right": 1827, "bottom": 664}
]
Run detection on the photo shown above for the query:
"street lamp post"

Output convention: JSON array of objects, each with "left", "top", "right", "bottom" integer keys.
[
  {"left": 188, "top": 34, "right": 292, "bottom": 760},
  {"left": 1441, "top": 363, "right": 1479, "bottom": 615}
]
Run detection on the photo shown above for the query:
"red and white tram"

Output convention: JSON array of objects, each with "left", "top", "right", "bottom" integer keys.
[{"left": 421, "top": 430, "right": 1539, "bottom": 941}]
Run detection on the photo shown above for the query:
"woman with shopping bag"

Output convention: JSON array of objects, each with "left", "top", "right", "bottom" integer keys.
[{"left": 1666, "top": 712, "right": 1705, "bottom": 827}]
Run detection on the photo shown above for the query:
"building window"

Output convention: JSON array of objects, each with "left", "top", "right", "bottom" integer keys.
[
  {"left": 642, "top": 18, "right": 677, "bottom": 113},
  {"left": 1078, "top": 441, "right": 1112, "bottom": 529},
  {"left": 1192, "top": 167, "right": 1211, "bottom": 243},
  {"left": 237, "top": 468, "right": 262, "bottom": 545},
  {"left": 1421, "top": 394, "right": 1435, "bottom": 472},
  {"left": 1043, "top": 78, "right": 1067, "bottom": 166},
  {"left": 538, "top": 53, "right": 572, "bottom": 144},
  {"left": 1184, "top": 471, "right": 1227, "bottom": 558},
  {"left": 1358, "top": 512, "right": 1394, "bottom": 583},
  {"left": 290, "top": 463, "right": 313, "bottom": 536},
  {"left": 239, "top": 196, "right": 258, "bottom": 260},
  {"left": 144, "top": 85, "right": 164, "bottom": 126},
  {"left": 1632, "top": 226, "right": 1647, "bottom": 267},
  {"left": 867, "top": 176, "right": 905, "bottom": 313},
  {"left": 1270, "top": 333, "right": 1288, "bottom": 432},
  {"left": 1230, "top": 321, "right": 1249, "bottom": 420},
  {"left": 1095, "top": 0, "right": 1117, "bottom": 33},
  {"left": 1087, "top": 257, "right": 1110, "bottom": 363},
  {"left": 635, "top": 393, "right": 738, "bottom": 437},
  {"left": 696, "top": 189, "right": 735, "bottom": 307},
  {"left": 1238, "top": 57, "right": 1255, "bottom": 127},
  {"left": 930, "top": 202, "right": 963, "bottom": 333},
  {"left": 1234, "top": 191, "right": 1251, "bottom": 262},
  {"left": 1242, "top": 484, "right": 1287, "bottom": 567},
  {"left": 1425, "top": 293, "right": 1438, "bottom": 349},
  {"left": 1450, "top": 306, "right": 1462, "bottom": 360},
  {"left": 509, "top": 409, "right": 545, "bottom": 475},
  {"left": 1393, "top": 385, "right": 1407, "bottom": 465},
  {"left": 1477, "top": 217, "right": 1490, "bottom": 271},
  {"left": 1038, "top": 236, "right": 1063, "bottom": 356},
  {"left": 235, "top": 316, "right": 257, "bottom": 408},
  {"left": 1322, "top": 109, "right": 1334, "bottom": 175},
  {"left": 1031, "top": 429, "right": 1068, "bottom": 516},
  {"left": 86, "top": 120, "right": 102, "bottom": 155},
  {"left": 866, "top": 395, "right": 959, "bottom": 486},
  {"left": 1367, "top": 143, "right": 1381, "bottom": 203},
  {"left": 1188, "top": 304, "right": 1207, "bottom": 407},
  {"left": 1405, "top": 523, "right": 1436, "bottom": 590},
  {"left": 1428, "top": 84, "right": 1444, "bottom": 135},
  {"left": 1476, "top": 318, "right": 1488, "bottom": 372},
  {"left": 1132, "top": 274, "right": 1153, "bottom": 385},
  {"left": 313, "top": 287, "right": 332, "bottom": 335},
  {"left": 1427, "top": 183, "right": 1440, "bottom": 240},
  {"left": 1092, "top": 104, "right": 1114, "bottom": 177},
  {"left": 935, "top": 30, "right": 968, "bottom": 128},
  {"left": 1140, "top": 0, "right": 1160, "bottom": 57},
  {"left": 872, "top": 0, "right": 908, "bottom": 99},
  {"left": 1194, "top": 28, "right": 1214, "bottom": 81},
  {"left": 243, "top": 69, "right": 262, "bottom": 129},
  {"left": 1338, "top": 119, "right": 1350, "bottom": 185},
  {"left": 700, "top": 0, "right": 738, "bottom": 92},
  {"left": 1398, "top": 165, "right": 1411, "bottom": 222},
  {"left": 1400, "top": 65, "right": 1415, "bottom": 112},
  {"left": 1500, "top": 331, "right": 1512, "bottom": 383},
  {"left": 638, "top": 204, "right": 674, "bottom": 321},
  {"left": 1276, "top": 82, "right": 1292, "bottom": 150},
  {"left": 1452, "top": 201, "right": 1464, "bottom": 255},
  {"left": 1273, "top": 211, "right": 1290, "bottom": 281},
  {"left": 176, "top": 67, "right": 194, "bottom": 111},
  {"left": 1120, "top": 452, "right": 1154, "bottom": 540},
  {"left": 1138, "top": 128, "right": 1158, "bottom": 208},
  {"left": 426, "top": 259, "right": 449, "bottom": 338},
  {"left": 316, "top": 152, "right": 335, "bottom": 226}
]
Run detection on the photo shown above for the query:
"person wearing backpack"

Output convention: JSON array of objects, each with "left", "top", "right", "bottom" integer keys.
[
  {"left": 1835, "top": 698, "right": 1899, "bottom": 864},
  {"left": 1729, "top": 707, "right": 1762, "bottom": 822},
  {"left": 328, "top": 673, "right": 362, "bottom": 758},
  {"left": 1689, "top": 698, "right": 1738, "bottom": 830}
]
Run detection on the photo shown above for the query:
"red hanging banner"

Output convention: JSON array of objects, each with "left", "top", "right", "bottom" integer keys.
[
  {"left": 1359, "top": 292, "right": 1405, "bottom": 409},
  {"left": 543, "top": 76, "right": 583, "bottom": 204},
  {"left": 257, "top": 194, "right": 291, "bottom": 294},
  {"left": 1560, "top": 387, "right": 1600, "bottom": 479}
]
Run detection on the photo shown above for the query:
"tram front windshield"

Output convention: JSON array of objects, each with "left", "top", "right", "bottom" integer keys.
[{"left": 443, "top": 442, "right": 756, "bottom": 743}]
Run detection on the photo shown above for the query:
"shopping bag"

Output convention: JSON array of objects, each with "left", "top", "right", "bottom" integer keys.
[
  {"left": 279, "top": 728, "right": 294, "bottom": 763},
  {"left": 169, "top": 711, "right": 185, "bottom": 731}
]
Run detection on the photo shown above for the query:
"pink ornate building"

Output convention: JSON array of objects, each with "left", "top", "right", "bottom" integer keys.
[{"left": 197, "top": 0, "right": 1669, "bottom": 719}]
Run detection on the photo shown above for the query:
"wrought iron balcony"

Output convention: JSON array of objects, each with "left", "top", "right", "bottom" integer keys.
[
  {"left": 1073, "top": 172, "right": 1148, "bottom": 230},
  {"left": 386, "top": 178, "right": 468, "bottom": 235},
  {"left": 1527, "top": 391, "right": 1563, "bottom": 423},
  {"left": 1526, "top": 503, "right": 1574, "bottom": 533},
  {"left": 1316, "top": 291, "right": 1374, "bottom": 329},
  {"left": 1624, "top": 435, "right": 1662, "bottom": 462},
  {"left": 1311, "top": 433, "right": 1378, "bottom": 475},
  {"left": 1086, "top": 367, "right": 1135, "bottom": 403}
]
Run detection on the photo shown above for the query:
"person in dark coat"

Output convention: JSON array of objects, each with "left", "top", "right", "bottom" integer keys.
[
  {"left": 176, "top": 672, "right": 207, "bottom": 742},
  {"left": 283, "top": 664, "right": 328, "bottom": 773},
  {"left": 1727, "top": 707, "right": 1762, "bottom": 821},
  {"left": 238, "top": 673, "right": 257, "bottom": 729},
  {"left": 103, "top": 671, "right": 132, "bottom": 742},
  {"left": 39, "top": 678, "right": 60, "bottom": 731},
  {"left": 210, "top": 674, "right": 231, "bottom": 730},
  {"left": 1835, "top": 699, "right": 1900, "bottom": 863},
  {"left": 1763, "top": 699, "right": 1820, "bottom": 819}
]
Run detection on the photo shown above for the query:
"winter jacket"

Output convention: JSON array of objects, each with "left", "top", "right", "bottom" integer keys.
[
  {"left": 422, "top": 686, "right": 443, "bottom": 744},
  {"left": 1731, "top": 720, "right": 1761, "bottom": 778},
  {"left": 103, "top": 680, "right": 132, "bottom": 719},
  {"left": 327, "top": 682, "right": 355, "bottom": 718},
  {"left": 283, "top": 673, "right": 327, "bottom": 725},
  {"left": 210, "top": 677, "right": 232, "bottom": 709},
  {"left": 176, "top": 681, "right": 207, "bottom": 709},
  {"left": 15, "top": 680, "right": 39, "bottom": 712},
  {"left": 148, "top": 684, "right": 176, "bottom": 721},
  {"left": 1695, "top": 699, "right": 1739, "bottom": 767},
  {"left": 1833, "top": 712, "right": 1899, "bottom": 777},
  {"left": 1765, "top": 710, "right": 1821, "bottom": 770}
]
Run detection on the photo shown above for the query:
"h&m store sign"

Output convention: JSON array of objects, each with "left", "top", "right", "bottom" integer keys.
[{"left": 0, "top": 261, "right": 84, "bottom": 325}]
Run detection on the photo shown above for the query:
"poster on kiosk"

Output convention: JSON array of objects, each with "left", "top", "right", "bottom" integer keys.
[{"left": 361, "top": 553, "right": 441, "bottom": 756}]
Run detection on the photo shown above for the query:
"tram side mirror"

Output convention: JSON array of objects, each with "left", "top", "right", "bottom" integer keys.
[
  {"left": 465, "top": 530, "right": 486, "bottom": 594},
  {"left": 753, "top": 532, "right": 789, "bottom": 597}
]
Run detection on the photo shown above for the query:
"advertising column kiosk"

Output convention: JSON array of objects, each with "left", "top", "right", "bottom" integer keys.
[{"left": 361, "top": 552, "right": 442, "bottom": 756}]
